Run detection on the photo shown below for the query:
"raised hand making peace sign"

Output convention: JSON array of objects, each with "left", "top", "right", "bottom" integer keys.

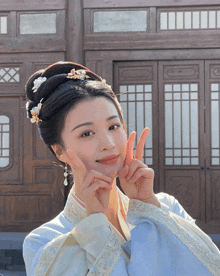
[{"left": 118, "top": 128, "right": 155, "bottom": 201}]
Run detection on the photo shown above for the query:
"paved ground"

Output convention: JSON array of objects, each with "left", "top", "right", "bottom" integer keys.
[{"left": 0, "top": 272, "right": 26, "bottom": 276}]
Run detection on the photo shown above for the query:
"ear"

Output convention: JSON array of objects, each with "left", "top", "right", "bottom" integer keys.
[{"left": 51, "top": 144, "right": 69, "bottom": 163}]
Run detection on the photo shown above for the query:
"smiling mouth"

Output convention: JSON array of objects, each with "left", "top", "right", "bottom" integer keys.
[{"left": 96, "top": 155, "right": 119, "bottom": 165}]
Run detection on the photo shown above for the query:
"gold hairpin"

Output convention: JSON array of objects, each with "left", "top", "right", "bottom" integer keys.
[{"left": 67, "top": 69, "right": 90, "bottom": 80}]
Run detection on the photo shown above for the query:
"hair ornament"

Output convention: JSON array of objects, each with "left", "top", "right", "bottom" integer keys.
[
  {"left": 101, "top": 78, "right": 112, "bottom": 89},
  {"left": 32, "top": 77, "right": 47, "bottom": 93},
  {"left": 30, "top": 98, "right": 43, "bottom": 124},
  {"left": 67, "top": 69, "right": 90, "bottom": 81}
]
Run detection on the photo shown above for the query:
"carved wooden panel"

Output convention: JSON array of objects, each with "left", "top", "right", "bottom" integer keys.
[
  {"left": 119, "top": 66, "right": 153, "bottom": 84},
  {"left": 32, "top": 124, "right": 54, "bottom": 160},
  {"left": 0, "top": 0, "right": 65, "bottom": 11},
  {"left": 34, "top": 167, "right": 55, "bottom": 184},
  {"left": 164, "top": 170, "right": 201, "bottom": 219},
  {"left": 163, "top": 64, "right": 199, "bottom": 80},
  {"left": 210, "top": 171, "right": 220, "bottom": 220},
  {"left": 210, "top": 64, "right": 220, "bottom": 79},
  {"left": 2, "top": 195, "right": 54, "bottom": 224},
  {"left": 0, "top": 196, "right": 3, "bottom": 225}
]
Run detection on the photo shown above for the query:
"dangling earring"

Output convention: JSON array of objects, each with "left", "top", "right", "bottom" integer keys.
[{"left": 63, "top": 163, "right": 68, "bottom": 186}]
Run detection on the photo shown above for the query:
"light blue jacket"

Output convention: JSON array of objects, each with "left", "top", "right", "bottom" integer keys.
[{"left": 23, "top": 187, "right": 220, "bottom": 276}]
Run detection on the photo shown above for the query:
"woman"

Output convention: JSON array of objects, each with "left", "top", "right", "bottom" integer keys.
[{"left": 23, "top": 61, "right": 220, "bottom": 276}]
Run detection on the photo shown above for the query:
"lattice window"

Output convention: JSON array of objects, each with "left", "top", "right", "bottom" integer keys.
[
  {"left": 0, "top": 16, "right": 7, "bottom": 34},
  {"left": 0, "top": 115, "right": 10, "bottom": 168},
  {"left": 160, "top": 9, "right": 220, "bottom": 30},
  {"left": 165, "top": 83, "right": 199, "bottom": 165},
  {"left": 211, "top": 83, "right": 220, "bottom": 165},
  {"left": 119, "top": 84, "right": 153, "bottom": 165},
  {"left": 0, "top": 67, "right": 20, "bottom": 83}
]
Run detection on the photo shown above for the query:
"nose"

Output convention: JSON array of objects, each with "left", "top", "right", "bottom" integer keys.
[{"left": 99, "top": 132, "right": 116, "bottom": 151}]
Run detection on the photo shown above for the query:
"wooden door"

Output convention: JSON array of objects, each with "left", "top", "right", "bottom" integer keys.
[
  {"left": 0, "top": 55, "right": 65, "bottom": 232},
  {"left": 158, "top": 60, "right": 207, "bottom": 231},
  {"left": 114, "top": 59, "right": 220, "bottom": 233},
  {"left": 205, "top": 60, "right": 220, "bottom": 232},
  {"left": 114, "top": 61, "right": 160, "bottom": 193}
]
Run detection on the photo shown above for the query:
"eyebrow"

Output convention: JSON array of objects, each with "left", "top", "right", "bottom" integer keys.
[{"left": 71, "top": 115, "right": 119, "bottom": 132}]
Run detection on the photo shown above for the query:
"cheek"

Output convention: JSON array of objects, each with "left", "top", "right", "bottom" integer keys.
[
  {"left": 120, "top": 132, "right": 127, "bottom": 157},
  {"left": 74, "top": 146, "right": 97, "bottom": 171}
]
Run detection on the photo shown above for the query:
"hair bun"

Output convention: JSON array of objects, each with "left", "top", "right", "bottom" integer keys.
[
  {"left": 34, "top": 73, "right": 67, "bottom": 104},
  {"left": 25, "top": 70, "right": 44, "bottom": 101}
]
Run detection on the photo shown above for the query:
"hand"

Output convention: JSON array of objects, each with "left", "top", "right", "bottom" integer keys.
[
  {"left": 118, "top": 128, "right": 155, "bottom": 201},
  {"left": 66, "top": 149, "right": 116, "bottom": 216}
]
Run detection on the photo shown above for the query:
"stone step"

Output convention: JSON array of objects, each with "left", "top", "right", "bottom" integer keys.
[
  {"left": 0, "top": 250, "right": 24, "bottom": 271},
  {"left": 0, "top": 270, "right": 27, "bottom": 276}
]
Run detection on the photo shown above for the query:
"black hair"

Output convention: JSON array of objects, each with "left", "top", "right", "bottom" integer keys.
[{"left": 25, "top": 61, "right": 126, "bottom": 200}]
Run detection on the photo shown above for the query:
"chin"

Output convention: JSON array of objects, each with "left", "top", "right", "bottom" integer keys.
[{"left": 93, "top": 163, "right": 121, "bottom": 177}]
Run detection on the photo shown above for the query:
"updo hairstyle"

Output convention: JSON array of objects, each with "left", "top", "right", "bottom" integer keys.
[{"left": 25, "top": 61, "right": 126, "bottom": 197}]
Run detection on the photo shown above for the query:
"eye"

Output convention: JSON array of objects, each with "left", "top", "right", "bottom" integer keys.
[
  {"left": 109, "top": 124, "right": 120, "bottom": 130},
  {"left": 81, "top": 131, "right": 94, "bottom": 138}
]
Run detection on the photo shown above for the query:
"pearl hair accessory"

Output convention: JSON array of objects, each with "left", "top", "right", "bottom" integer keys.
[
  {"left": 30, "top": 98, "right": 43, "bottom": 124},
  {"left": 32, "top": 77, "right": 47, "bottom": 93},
  {"left": 64, "top": 163, "right": 68, "bottom": 186}
]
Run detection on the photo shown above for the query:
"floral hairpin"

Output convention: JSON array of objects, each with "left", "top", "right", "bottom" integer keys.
[
  {"left": 101, "top": 78, "right": 112, "bottom": 89},
  {"left": 30, "top": 98, "right": 43, "bottom": 124},
  {"left": 32, "top": 77, "right": 47, "bottom": 93},
  {"left": 67, "top": 69, "right": 90, "bottom": 80}
]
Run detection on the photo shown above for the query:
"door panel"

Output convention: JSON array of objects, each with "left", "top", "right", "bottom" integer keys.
[
  {"left": 0, "top": 54, "right": 65, "bottom": 232},
  {"left": 114, "top": 61, "right": 159, "bottom": 192},
  {"left": 205, "top": 60, "right": 220, "bottom": 230},
  {"left": 114, "top": 59, "right": 220, "bottom": 233},
  {"left": 0, "top": 97, "right": 21, "bottom": 184},
  {"left": 164, "top": 170, "right": 202, "bottom": 219},
  {"left": 159, "top": 60, "right": 206, "bottom": 229}
]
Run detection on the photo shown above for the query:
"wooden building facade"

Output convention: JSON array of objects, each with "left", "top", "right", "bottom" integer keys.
[{"left": 0, "top": 0, "right": 220, "bottom": 237}]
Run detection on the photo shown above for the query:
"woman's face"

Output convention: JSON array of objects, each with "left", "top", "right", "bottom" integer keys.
[{"left": 61, "top": 97, "right": 127, "bottom": 177}]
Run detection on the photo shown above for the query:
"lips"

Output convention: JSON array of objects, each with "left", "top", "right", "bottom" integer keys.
[{"left": 96, "top": 155, "right": 119, "bottom": 165}]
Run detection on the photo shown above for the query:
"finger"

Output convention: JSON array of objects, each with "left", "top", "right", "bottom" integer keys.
[
  {"left": 130, "top": 167, "right": 154, "bottom": 184},
  {"left": 125, "top": 131, "right": 136, "bottom": 165},
  {"left": 134, "top": 128, "right": 150, "bottom": 160},
  {"left": 118, "top": 165, "right": 129, "bottom": 179},
  {"left": 108, "top": 171, "right": 117, "bottom": 180},
  {"left": 67, "top": 149, "right": 86, "bottom": 173},
  {"left": 83, "top": 180, "right": 112, "bottom": 196},
  {"left": 83, "top": 170, "right": 112, "bottom": 189},
  {"left": 126, "top": 159, "right": 146, "bottom": 181}
]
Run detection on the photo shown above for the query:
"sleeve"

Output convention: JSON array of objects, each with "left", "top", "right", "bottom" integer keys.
[
  {"left": 155, "top": 192, "right": 196, "bottom": 224},
  {"left": 124, "top": 199, "right": 220, "bottom": 276},
  {"left": 23, "top": 214, "right": 127, "bottom": 276}
]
